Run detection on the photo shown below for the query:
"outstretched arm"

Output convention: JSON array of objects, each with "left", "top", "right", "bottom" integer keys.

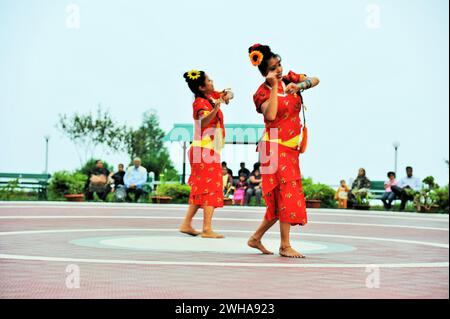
[
  {"left": 285, "top": 76, "right": 320, "bottom": 95},
  {"left": 297, "top": 77, "right": 320, "bottom": 91}
]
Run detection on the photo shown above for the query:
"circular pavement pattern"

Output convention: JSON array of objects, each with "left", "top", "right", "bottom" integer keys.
[{"left": 0, "top": 202, "right": 448, "bottom": 298}]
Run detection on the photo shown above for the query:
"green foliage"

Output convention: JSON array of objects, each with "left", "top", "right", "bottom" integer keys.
[
  {"left": 57, "top": 106, "right": 129, "bottom": 164},
  {"left": 302, "top": 177, "right": 337, "bottom": 208},
  {"left": 124, "top": 110, "right": 178, "bottom": 181},
  {"left": 353, "top": 188, "right": 371, "bottom": 205},
  {"left": 422, "top": 176, "right": 439, "bottom": 189},
  {"left": 48, "top": 171, "right": 87, "bottom": 199},
  {"left": 156, "top": 183, "right": 191, "bottom": 204},
  {"left": 414, "top": 176, "right": 444, "bottom": 212},
  {"left": 435, "top": 185, "right": 449, "bottom": 213},
  {"left": 0, "top": 179, "right": 19, "bottom": 200},
  {"left": 0, "top": 180, "right": 39, "bottom": 201},
  {"left": 77, "top": 158, "right": 113, "bottom": 176}
]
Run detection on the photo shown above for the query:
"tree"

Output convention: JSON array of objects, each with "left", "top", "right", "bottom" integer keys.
[
  {"left": 125, "top": 110, "right": 178, "bottom": 181},
  {"left": 56, "top": 105, "right": 129, "bottom": 164}
]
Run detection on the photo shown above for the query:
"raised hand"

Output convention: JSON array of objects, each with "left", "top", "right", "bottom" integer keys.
[{"left": 266, "top": 70, "right": 279, "bottom": 87}]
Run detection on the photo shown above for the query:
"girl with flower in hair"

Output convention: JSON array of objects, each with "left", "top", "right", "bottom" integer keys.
[
  {"left": 247, "top": 44, "right": 320, "bottom": 258},
  {"left": 179, "top": 70, "right": 233, "bottom": 239}
]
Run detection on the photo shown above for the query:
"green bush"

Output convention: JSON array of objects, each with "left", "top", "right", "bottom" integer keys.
[
  {"left": 435, "top": 184, "right": 449, "bottom": 213},
  {"left": 156, "top": 183, "right": 191, "bottom": 204},
  {"left": 302, "top": 177, "right": 337, "bottom": 208},
  {"left": 0, "top": 179, "right": 19, "bottom": 200},
  {"left": 48, "top": 171, "right": 87, "bottom": 200},
  {"left": 77, "top": 158, "right": 114, "bottom": 176}
]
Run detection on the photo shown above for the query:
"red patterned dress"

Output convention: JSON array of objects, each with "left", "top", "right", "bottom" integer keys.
[
  {"left": 188, "top": 92, "right": 225, "bottom": 208},
  {"left": 253, "top": 71, "right": 308, "bottom": 226}
]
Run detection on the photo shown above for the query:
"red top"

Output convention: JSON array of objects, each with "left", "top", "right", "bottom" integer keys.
[
  {"left": 253, "top": 71, "right": 305, "bottom": 144},
  {"left": 192, "top": 91, "right": 225, "bottom": 143}
]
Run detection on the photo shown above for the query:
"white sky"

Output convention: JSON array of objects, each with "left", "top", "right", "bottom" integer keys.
[{"left": 0, "top": 0, "right": 448, "bottom": 185}]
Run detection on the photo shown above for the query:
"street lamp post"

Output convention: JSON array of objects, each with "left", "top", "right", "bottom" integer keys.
[
  {"left": 44, "top": 135, "right": 50, "bottom": 174},
  {"left": 393, "top": 142, "right": 400, "bottom": 175}
]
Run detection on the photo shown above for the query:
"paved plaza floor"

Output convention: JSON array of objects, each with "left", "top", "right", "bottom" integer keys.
[{"left": 0, "top": 202, "right": 448, "bottom": 299}]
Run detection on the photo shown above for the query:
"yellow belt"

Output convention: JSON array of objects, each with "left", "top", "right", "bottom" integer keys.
[
  {"left": 261, "top": 131, "right": 302, "bottom": 149},
  {"left": 191, "top": 127, "right": 225, "bottom": 153}
]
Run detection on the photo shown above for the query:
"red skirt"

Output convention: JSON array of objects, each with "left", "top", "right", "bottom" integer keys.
[
  {"left": 188, "top": 147, "right": 224, "bottom": 208},
  {"left": 258, "top": 142, "right": 307, "bottom": 226}
]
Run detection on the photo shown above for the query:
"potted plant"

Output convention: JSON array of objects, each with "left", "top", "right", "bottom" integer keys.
[
  {"left": 150, "top": 177, "right": 173, "bottom": 204},
  {"left": 48, "top": 171, "right": 87, "bottom": 202},
  {"left": 150, "top": 194, "right": 173, "bottom": 204},
  {"left": 302, "top": 178, "right": 338, "bottom": 209},
  {"left": 353, "top": 188, "right": 371, "bottom": 210},
  {"left": 64, "top": 172, "right": 86, "bottom": 202},
  {"left": 305, "top": 195, "right": 322, "bottom": 209},
  {"left": 414, "top": 176, "right": 440, "bottom": 213},
  {"left": 224, "top": 197, "right": 234, "bottom": 206},
  {"left": 303, "top": 179, "right": 322, "bottom": 208}
]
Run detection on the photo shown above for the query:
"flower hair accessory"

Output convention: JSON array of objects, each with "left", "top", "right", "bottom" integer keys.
[
  {"left": 187, "top": 69, "right": 201, "bottom": 81},
  {"left": 249, "top": 50, "right": 264, "bottom": 67}
]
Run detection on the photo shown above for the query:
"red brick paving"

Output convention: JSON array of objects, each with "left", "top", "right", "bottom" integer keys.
[{"left": 0, "top": 202, "right": 448, "bottom": 299}]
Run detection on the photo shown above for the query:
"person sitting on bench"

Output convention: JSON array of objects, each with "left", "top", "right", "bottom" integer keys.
[
  {"left": 85, "top": 160, "right": 111, "bottom": 201},
  {"left": 381, "top": 171, "right": 398, "bottom": 210},
  {"left": 391, "top": 166, "right": 422, "bottom": 211},
  {"left": 124, "top": 158, "right": 148, "bottom": 202},
  {"left": 347, "top": 168, "right": 371, "bottom": 209}
]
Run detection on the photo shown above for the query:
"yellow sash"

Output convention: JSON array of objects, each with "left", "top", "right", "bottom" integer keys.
[
  {"left": 261, "top": 131, "right": 302, "bottom": 149},
  {"left": 191, "top": 123, "right": 225, "bottom": 153}
]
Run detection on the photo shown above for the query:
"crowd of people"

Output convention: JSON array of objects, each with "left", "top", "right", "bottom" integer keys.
[
  {"left": 335, "top": 166, "right": 423, "bottom": 211},
  {"left": 85, "top": 159, "right": 423, "bottom": 212},
  {"left": 84, "top": 158, "right": 148, "bottom": 202},
  {"left": 221, "top": 161, "right": 263, "bottom": 206}
]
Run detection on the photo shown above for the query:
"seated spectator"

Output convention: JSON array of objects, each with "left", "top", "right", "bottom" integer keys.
[
  {"left": 347, "top": 168, "right": 371, "bottom": 209},
  {"left": 391, "top": 166, "right": 422, "bottom": 211},
  {"left": 85, "top": 160, "right": 111, "bottom": 201},
  {"left": 245, "top": 168, "right": 263, "bottom": 206},
  {"left": 222, "top": 166, "right": 234, "bottom": 198},
  {"left": 238, "top": 162, "right": 251, "bottom": 179},
  {"left": 109, "top": 164, "right": 126, "bottom": 202},
  {"left": 110, "top": 164, "right": 126, "bottom": 190},
  {"left": 124, "top": 157, "right": 148, "bottom": 202},
  {"left": 233, "top": 173, "right": 249, "bottom": 205},
  {"left": 221, "top": 161, "right": 233, "bottom": 178},
  {"left": 335, "top": 180, "right": 350, "bottom": 209},
  {"left": 381, "top": 171, "right": 398, "bottom": 210}
]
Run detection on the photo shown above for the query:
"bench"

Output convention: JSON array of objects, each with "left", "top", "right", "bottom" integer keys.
[
  {"left": 0, "top": 173, "right": 52, "bottom": 200},
  {"left": 370, "top": 181, "right": 386, "bottom": 200}
]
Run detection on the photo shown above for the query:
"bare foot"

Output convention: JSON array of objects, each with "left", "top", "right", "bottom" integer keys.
[
  {"left": 248, "top": 236, "right": 274, "bottom": 255},
  {"left": 201, "top": 231, "right": 225, "bottom": 239},
  {"left": 279, "top": 246, "right": 305, "bottom": 258},
  {"left": 179, "top": 226, "right": 201, "bottom": 237}
]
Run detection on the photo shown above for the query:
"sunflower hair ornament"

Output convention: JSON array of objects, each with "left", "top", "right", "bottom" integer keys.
[
  {"left": 187, "top": 69, "right": 202, "bottom": 81},
  {"left": 249, "top": 50, "right": 264, "bottom": 67}
]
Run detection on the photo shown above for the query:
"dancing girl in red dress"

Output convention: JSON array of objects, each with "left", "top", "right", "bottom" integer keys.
[
  {"left": 179, "top": 70, "right": 232, "bottom": 239},
  {"left": 247, "top": 44, "right": 320, "bottom": 258}
]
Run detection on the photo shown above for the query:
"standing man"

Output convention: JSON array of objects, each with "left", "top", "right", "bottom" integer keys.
[
  {"left": 391, "top": 166, "right": 422, "bottom": 211},
  {"left": 124, "top": 157, "right": 148, "bottom": 202}
]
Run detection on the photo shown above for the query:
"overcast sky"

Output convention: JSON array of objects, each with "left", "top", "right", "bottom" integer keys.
[{"left": 0, "top": 0, "right": 448, "bottom": 185}]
